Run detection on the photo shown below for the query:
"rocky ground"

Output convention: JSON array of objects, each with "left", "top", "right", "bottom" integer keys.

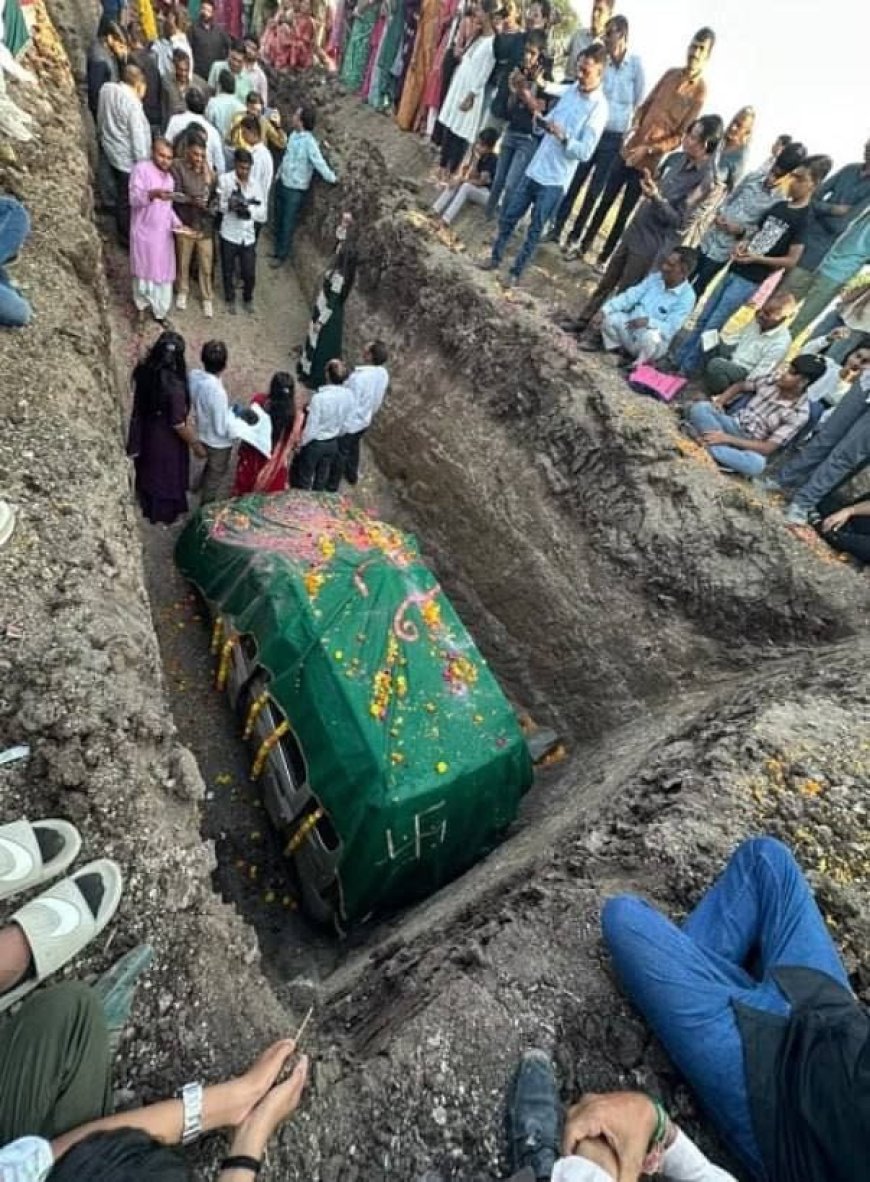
[{"left": 2, "top": 12, "right": 869, "bottom": 1181}]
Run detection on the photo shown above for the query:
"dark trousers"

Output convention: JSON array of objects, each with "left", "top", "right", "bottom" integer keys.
[
  {"left": 577, "top": 155, "right": 643, "bottom": 263},
  {"left": 274, "top": 183, "right": 306, "bottom": 261},
  {"left": 324, "top": 428, "right": 365, "bottom": 491},
  {"left": 219, "top": 236, "right": 256, "bottom": 305},
  {"left": 111, "top": 165, "right": 131, "bottom": 245},
  {"left": 438, "top": 125, "right": 469, "bottom": 175},
  {"left": 294, "top": 437, "right": 339, "bottom": 490},
  {"left": 819, "top": 497, "right": 870, "bottom": 563},
  {"left": 554, "top": 129, "right": 624, "bottom": 241},
  {"left": 0, "top": 984, "right": 111, "bottom": 1142},
  {"left": 692, "top": 251, "right": 726, "bottom": 298},
  {"left": 579, "top": 241, "right": 655, "bottom": 325}
]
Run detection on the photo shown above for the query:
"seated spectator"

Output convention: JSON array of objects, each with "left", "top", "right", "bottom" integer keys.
[
  {"left": 764, "top": 367, "right": 870, "bottom": 525},
  {"left": 0, "top": 988, "right": 307, "bottom": 1180},
  {"left": 583, "top": 247, "right": 697, "bottom": 366},
  {"left": 506, "top": 1049, "right": 737, "bottom": 1181},
  {"left": 432, "top": 128, "right": 499, "bottom": 227},
  {"left": 0, "top": 196, "right": 33, "bottom": 328},
  {"left": 686, "top": 354, "right": 825, "bottom": 477},
  {"left": 799, "top": 335, "right": 870, "bottom": 411},
  {"left": 818, "top": 497, "right": 870, "bottom": 564},
  {"left": 700, "top": 291, "right": 796, "bottom": 395},
  {"left": 596, "top": 836, "right": 870, "bottom": 1182},
  {"left": 226, "top": 90, "right": 287, "bottom": 154}
]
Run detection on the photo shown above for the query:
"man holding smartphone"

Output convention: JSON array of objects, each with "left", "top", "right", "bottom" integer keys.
[{"left": 481, "top": 43, "right": 608, "bottom": 287}]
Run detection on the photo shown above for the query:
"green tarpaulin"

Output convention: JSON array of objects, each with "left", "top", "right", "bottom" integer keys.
[{"left": 175, "top": 492, "right": 532, "bottom": 923}]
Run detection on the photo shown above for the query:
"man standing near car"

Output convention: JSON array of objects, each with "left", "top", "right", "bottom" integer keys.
[
  {"left": 189, "top": 339, "right": 235, "bottom": 504},
  {"left": 294, "top": 360, "right": 355, "bottom": 491}
]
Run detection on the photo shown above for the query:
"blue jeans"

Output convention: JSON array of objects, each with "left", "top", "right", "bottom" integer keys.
[
  {"left": 602, "top": 837, "right": 849, "bottom": 1180},
  {"left": 490, "top": 176, "right": 563, "bottom": 279},
  {"left": 688, "top": 401, "right": 767, "bottom": 476},
  {"left": 556, "top": 128, "right": 623, "bottom": 241},
  {"left": 273, "top": 183, "right": 307, "bottom": 261},
  {"left": 0, "top": 197, "right": 32, "bottom": 328},
  {"left": 675, "top": 273, "right": 759, "bottom": 375},
  {"left": 485, "top": 131, "right": 537, "bottom": 220}
]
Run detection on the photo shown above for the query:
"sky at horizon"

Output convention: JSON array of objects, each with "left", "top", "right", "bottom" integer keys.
[{"left": 571, "top": 0, "right": 868, "bottom": 172}]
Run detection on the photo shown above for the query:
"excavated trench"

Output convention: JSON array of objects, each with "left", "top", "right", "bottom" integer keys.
[{"left": 7, "top": 11, "right": 870, "bottom": 1177}]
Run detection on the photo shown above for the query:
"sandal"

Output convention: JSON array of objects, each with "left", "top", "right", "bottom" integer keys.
[
  {"left": 0, "top": 859, "right": 124, "bottom": 1014},
  {"left": 0, "top": 819, "right": 81, "bottom": 903}
]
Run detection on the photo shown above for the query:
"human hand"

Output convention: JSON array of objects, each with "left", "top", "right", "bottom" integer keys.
[
  {"left": 829, "top": 326, "right": 851, "bottom": 341},
  {"left": 227, "top": 1054, "right": 309, "bottom": 1162},
  {"left": 822, "top": 506, "right": 853, "bottom": 532},
  {"left": 563, "top": 1092, "right": 658, "bottom": 1182},
  {"left": 623, "top": 146, "right": 644, "bottom": 169},
  {"left": 590, "top": 311, "right": 603, "bottom": 330},
  {"left": 829, "top": 203, "right": 851, "bottom": 216},
  {"left": 149, "top": 189, "right": 173, "bottom": 201},
  {"left": 192, "top": 441, "right": 208, "bottom": 459},
  {"left": 701, "top": 429, "right": 730, "bottom": 446},
  {"left": 548, "top": 119, "right": 565, "bottom": 141},
  {"left": 458, "top": 93, "right": 474, "bottom": 112}
]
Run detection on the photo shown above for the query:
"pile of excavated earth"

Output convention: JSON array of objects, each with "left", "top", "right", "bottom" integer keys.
[{"left": 0, "top": 4, "right": 868, "bottom": 1178}]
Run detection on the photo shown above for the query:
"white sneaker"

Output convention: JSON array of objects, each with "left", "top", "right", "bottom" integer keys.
[
  {"left": 175, "top": 292, "right": 187, "bottom": 311},
  {"left": 203, "top": 299, "right": 213, "bottom": 319}
]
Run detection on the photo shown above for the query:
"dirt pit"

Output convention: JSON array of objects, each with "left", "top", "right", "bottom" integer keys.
[{"left": 2, "top": 12, "right": 870, "bottom": 1180}]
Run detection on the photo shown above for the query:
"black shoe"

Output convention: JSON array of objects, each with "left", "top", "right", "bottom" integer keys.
[{"left": 506, "top": 1050, "right": 561, "bottom": 1181}]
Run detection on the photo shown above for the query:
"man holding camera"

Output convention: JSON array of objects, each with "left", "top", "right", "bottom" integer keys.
[{"left": 217, "top": 147, "right": 266, "bottom": 314}]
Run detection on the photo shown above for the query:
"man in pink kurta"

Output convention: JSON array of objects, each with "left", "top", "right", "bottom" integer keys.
[{"left": 129, "top": 139, "right": 182, "bottom": 324}]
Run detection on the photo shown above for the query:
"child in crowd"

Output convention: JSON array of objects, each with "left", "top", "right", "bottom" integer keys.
[{"left": 431, "top": 127, "right": 498, "bottom": 227}]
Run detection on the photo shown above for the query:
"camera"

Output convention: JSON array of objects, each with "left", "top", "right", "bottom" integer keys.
[{"left": 228, "top": 186, "right": 262, "bottom": 220}]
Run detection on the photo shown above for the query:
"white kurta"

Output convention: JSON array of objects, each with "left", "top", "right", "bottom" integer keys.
[{"left": 437, "top": 35, "right": 495, "bottom": 142}]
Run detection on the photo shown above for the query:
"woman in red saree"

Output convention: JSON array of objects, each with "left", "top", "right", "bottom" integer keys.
[{"left": 231, "top": 372, "right": 305, "bottom": 496}]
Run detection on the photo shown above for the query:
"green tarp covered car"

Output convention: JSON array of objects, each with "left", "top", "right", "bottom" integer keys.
[{"left": 175, "top": 492, "right": 533, "bottom": 929}]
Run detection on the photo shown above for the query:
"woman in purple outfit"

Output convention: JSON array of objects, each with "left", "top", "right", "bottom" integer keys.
[{"left": 126, "top": 332, "right": 206, "bottom": 525}]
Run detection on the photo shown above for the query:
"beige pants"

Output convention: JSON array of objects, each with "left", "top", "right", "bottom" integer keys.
[{"left": 176, "top": 231, "right": 214, "bottom": 301}]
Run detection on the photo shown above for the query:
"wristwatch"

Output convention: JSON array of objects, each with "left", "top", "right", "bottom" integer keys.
[{"left": 179, "top": 1081, "right": 204, "bottom": 1145}]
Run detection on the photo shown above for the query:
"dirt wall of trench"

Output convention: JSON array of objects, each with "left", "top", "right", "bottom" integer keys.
[
  {"left": 0, "top": 2, "right": 298, "bottom": 1154},
  {"left": 279, "top": 77, "right": 870, "bottom": 740}
]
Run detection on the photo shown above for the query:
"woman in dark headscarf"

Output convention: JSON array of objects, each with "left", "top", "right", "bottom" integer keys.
[
  {"left": 126, "top": 331, "right": 205, "bottom": 525},
  {"left": 297, "top": 212, "right": 358, "bottom": 390}
]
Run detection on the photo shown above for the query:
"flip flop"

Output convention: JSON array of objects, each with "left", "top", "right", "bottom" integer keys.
[
  {"left": 0, "top": 501, "right": 16, "bottom": 549},
  {"left": 0, "top": 859, "right": 123, "bottom": 1014},
  {"left": 0, "top": 819, "right": 82, "bottom": 903}
]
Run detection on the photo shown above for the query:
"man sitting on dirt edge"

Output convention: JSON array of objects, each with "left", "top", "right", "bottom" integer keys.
[{"left": 504, "top": 836, "right": 870, "bottom": 1181}]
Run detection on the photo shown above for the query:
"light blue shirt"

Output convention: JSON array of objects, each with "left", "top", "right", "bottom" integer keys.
[
  {"left": 819, "top": 207, "right": 870, "bottom": 284},
  {"left": 603, "top": 52, "right": 645, "bottom": 133},
  {"left": 278, "top": 130, "right": 337, "bottom": 191},
  {"left": 525, "top": 84, "right": 608, "bottom": 190},
  {"left": 603, "top": 272, "right": 696, "bottom": 345}
]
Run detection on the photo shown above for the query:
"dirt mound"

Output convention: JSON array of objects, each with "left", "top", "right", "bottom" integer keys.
[{"left": 3, "top": 18, "right": 869, "bottom": 1182}]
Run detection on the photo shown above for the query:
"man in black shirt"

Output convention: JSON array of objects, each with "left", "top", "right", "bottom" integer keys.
[
  {"left": 189, "top": 0, "right": 230, "bottom": 84},
  {"left": 599, "top": 836, "right": 869, "bottom": 1182},
  {"left": 484, "top": 31, "right": 547, "bottom": 221},
  {"left": 676, "top": 154, "right": 832, "bottom": 374}
]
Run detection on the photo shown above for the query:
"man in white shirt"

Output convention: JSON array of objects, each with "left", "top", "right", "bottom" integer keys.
[
  {"left": 295, "top": 360, "right": 356, "bottom": 490},
  {"left": 97, "top": 64, "right": 152, "bottom": 245},
  {"left": 242, "top": 36, "right": 268, "bottom": 106},
  {"left": 701, "top": 291, "right": 796, "bottom": 395},
  {"left": 325, "top": 341, "right": 389, "bottom": 490},
  {"left": 189, "top": 339, "right": 235, "bottom": 502},
  {"left": 236, "top": 115, "right": 274, "bottom": 221},
  {"left": 164, "top": 89, "right": 225, "bottom": 175},
  {"left": 217, "top": 149, "right": 266, "bottom": 314}
]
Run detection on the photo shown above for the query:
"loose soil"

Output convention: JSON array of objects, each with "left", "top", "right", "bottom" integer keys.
[{"left": 2, "top": 12, "right": 870, "bottom": 1181}]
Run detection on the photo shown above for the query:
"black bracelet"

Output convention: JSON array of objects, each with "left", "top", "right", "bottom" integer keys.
[{"left": 220, "top": 1156, "right": 262, "bottom": 1175}]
